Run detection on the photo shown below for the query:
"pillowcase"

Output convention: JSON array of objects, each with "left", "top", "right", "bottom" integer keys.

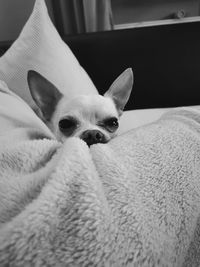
[
  {"left": 0, "top": 79, "right": 53, "bottom": 137},
  {"left": 118, "top": 105, "right": 200, "bottom": 134},
  {"left": 118, "top": 109, "right": 169, "bottom": 134},
  {"left": 0, "top": 0, "right": 98, "bottom": 108}
]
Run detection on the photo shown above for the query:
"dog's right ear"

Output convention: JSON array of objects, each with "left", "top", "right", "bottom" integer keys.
[{"left": 27, "top": 70, "right": 63, "bottom": 121}]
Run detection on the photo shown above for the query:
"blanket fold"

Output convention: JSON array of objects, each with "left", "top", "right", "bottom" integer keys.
[{"left": 1, "top": 83, "right": 200, "bottom": 266}]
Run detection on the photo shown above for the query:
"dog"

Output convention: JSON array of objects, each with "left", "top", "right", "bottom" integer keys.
[{"left": 27, "top": 68, "right": 133, "bottom": 146}]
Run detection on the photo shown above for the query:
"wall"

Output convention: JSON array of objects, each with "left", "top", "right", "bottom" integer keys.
[
  {"left": 0, "top": 0, "right": 199, "bottom": 41},
  {"left": 0, "top": 0, "right": 54, "bottom": 42},
  {"left": 112, "top": 0, "right": 199, "bottom": 25}
]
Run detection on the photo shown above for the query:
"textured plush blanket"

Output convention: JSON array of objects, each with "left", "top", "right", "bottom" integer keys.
[{"left": 1, "top": 82, "right": 200, "bottom": 266}]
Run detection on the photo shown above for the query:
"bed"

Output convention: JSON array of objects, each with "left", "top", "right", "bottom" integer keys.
[{"left": 1, "top": 0, "right": 200, "bottom": 266}]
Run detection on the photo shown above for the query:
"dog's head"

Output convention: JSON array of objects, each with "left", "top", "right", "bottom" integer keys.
[{"left": 27, "top": 69, "right": 133, "bottom": 145}]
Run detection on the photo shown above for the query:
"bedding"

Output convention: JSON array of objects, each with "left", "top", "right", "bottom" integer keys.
[
  {"left": 1, "top": 82, "right": 200, "bottom": 266},
  {"left": 119, "top": 106, "right": 200, "bottom": 134},
  {"left": 119, "top": 108, "right": 169, "bottom": 134},
  {"left": 1, "top": 0, "right": 200, "bottom": 265}
]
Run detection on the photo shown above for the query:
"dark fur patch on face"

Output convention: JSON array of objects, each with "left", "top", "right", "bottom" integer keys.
[{"left": 58, "top": 116, "right": 80, "bottom": 137}]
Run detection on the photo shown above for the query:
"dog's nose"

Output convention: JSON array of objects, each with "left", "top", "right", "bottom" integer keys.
[{"left": 80, "top": 130, "right": 106, "bottom": 146}]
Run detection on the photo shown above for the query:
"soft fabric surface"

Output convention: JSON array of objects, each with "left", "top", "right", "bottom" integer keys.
[
  {"left": 0, "top": 0, "right": 98, "bottom": 108},
  {"left": 119, "top": 108, "right": 169, "bottom": 134},
  {"left": 1, "top": 84, "right": 200, "bottom": 266},
  {"left": 119, "top": 106, "right": 200, "bottom": 134}
]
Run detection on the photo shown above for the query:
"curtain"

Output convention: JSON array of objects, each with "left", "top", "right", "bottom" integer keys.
[
  {"left": 82, "top": 0, "right": 113, "bottom": 32},
  {"left": 52, "top": 0, "right": 113, "bottom": 35}
]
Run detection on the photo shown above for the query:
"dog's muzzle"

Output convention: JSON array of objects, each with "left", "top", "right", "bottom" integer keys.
[{"left": 80, "top": 130, "right": 107, "bottom": 146}]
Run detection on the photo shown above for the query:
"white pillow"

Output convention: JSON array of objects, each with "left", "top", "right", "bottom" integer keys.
[
  {"left": 0, "top": 0, "right": 98, "bottom": 108},
  {"left": 118, "top": 105, "right": 200, "bottom": 134},
  {"left": 0, "top": 79, "right": 53, "bottom": 137},
  {"left": 118, "top": 109, "right": 169, "bottom": 134}
]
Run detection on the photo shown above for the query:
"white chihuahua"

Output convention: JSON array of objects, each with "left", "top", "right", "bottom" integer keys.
[{"left": 27, "top": 68, "right": 133, "bottom": 146}]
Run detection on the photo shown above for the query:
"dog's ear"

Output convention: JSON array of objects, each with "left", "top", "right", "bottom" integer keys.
[
  {"left": 27, "top": 70, "right": 63, "bottom": 121},
  {"left": 104, "top": 68, "right": 133, "bottom": 116}
]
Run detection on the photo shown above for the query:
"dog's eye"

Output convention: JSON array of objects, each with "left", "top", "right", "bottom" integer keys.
[
  {"left": 59, "top": 118, "right": 77, "bottom": 134},
  {"left": 103, "top": 117, "right": 119, "bottom": 132}
]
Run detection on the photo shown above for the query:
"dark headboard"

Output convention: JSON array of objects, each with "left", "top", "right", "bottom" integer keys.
[{"left": 1, "top": 21, "right": 200, "bottom": 110}]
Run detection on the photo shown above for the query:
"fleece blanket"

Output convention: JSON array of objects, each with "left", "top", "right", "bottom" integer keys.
[{"left": 1, "top": 82, "right": 200, "bottom": 266}]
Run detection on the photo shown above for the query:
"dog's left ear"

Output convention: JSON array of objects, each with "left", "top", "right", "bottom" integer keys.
[
  {"left": 27, "top": 70, "right": 63, "bottom": 121},
  {"left": 104, "top": 68, "right": 133, "bottom": 116}
]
